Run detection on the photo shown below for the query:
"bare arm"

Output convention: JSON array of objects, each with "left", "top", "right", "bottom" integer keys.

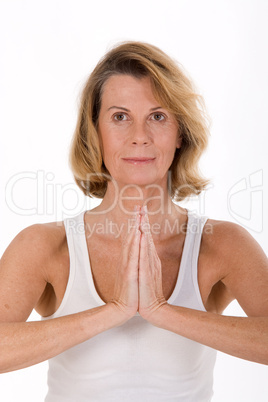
[
  {"left": 147, "top": 303, "right": 268, "bottom": 364},
  {"left": 0, "top": 221, "right": 139, "bottom": 373},
  {"left": 138, "top": 213, "right": 268, "bottom": 364},
  {"left": 0, "top": 304, "right": 122, "bottom": 373}
]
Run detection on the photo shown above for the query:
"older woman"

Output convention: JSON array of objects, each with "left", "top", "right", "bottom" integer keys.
[{"left": 0, "top": 42, "right": 267, "bottom": 402}]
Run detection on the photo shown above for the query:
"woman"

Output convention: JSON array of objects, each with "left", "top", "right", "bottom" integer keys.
[{"left": 0, "top": 42, "right": 267, "bottom": 401}]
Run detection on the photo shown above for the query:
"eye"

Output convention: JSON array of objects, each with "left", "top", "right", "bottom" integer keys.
[
  {"left": 151, "top": 112, "right": 165, "bottom": 122},
  {"left": 113, "top": 113, "right": 127, "bottom": 121}
]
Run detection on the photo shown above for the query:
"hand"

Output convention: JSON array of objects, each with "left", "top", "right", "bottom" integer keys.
[
  {"left": 108, "top": 210, "right": 141, "bottom": 323},
  {"left": 138, "top": 207, "right": 167, "bottom": 320}
]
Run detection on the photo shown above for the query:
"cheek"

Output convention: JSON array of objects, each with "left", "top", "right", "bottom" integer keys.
[
  {"left": 157, "top": 133, "right": 179, "bottom": 153},
  {"left": 100, "top": 136, "right": 122, "bottom": 169},
  {"left": 155, "top": 121, "right": 179, "bottom": 144},
  {"left": 98, "top": 125, "right": 113, "bottom": 157}
]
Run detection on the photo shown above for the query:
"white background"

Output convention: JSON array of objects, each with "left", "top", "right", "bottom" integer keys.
[{"left": 0, "top": 0, "right": 267, "bottom": 401}]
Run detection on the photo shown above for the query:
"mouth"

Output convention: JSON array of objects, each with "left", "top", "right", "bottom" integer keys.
[{"left": 121, "top": 157, "right": 156, "bottom": 165}]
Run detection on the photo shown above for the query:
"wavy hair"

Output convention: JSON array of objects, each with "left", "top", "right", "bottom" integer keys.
[{"left": 69, "top": 41, "right": 210, "bottom": 201}]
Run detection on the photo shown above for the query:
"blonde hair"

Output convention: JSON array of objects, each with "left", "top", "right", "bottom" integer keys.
[{"left": 69, "top": 41, "right": 210, "bottom": 201}]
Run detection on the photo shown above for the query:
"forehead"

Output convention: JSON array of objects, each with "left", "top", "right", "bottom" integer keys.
[{"left": 100, "top": 74, "right": 159, "bottom": 107}]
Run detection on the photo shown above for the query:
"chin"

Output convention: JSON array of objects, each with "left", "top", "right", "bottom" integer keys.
[{"left": 117, "top": 173, "right": 164, "bottom": 188}]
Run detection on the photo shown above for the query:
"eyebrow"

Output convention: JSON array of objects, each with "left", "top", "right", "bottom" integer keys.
[{"left": 107, "top": 106, "right": 163, "bottom": 112}]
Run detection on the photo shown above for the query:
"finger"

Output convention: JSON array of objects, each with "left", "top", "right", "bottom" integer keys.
[
  {"left": 128, "top": 225, "right": 141, "bottom": 266},
  {"left": 121, "top": 210, "right": 141, "bottom": 267},
  {"left": 141, "top": 209, "right": 161, "bottom": 271},
  {"left": 122, "top": 208, "right": 140, "bottom": 244},
  {"left": 140, "top": 207, "right": 150, "bottom": 235},
  {"left": 139, "top": 232, "right": 150, "bottom": 274},
  {"left": 140, "top": 208, "right": 154, "bottom": 251},
  {"left": 139, "top": 219, "right": 156, "bottom": 276}
]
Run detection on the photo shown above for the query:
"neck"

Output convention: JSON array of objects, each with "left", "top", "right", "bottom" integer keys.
[{"left": 88, "top": 181, "right": 187, "bottom": 241}]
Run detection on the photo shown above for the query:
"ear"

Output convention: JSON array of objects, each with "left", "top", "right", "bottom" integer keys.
[{"left": 176, "top": 134, "right": 182, "bottom": 149}]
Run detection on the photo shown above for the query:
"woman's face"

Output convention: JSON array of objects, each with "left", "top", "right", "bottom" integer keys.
[{"left": 98, "top": 74, "right": 181, "bottom": 188}]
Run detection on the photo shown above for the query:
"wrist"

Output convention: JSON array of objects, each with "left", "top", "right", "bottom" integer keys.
[
  {"left": 75, "top": 303, "right": 131, "bottom": 338},
  {"left": 145, "top": 303, "right": 174, "bottom": 327},
  {"left": 106, "top": 301, "right": 137, "bottom": 326}
]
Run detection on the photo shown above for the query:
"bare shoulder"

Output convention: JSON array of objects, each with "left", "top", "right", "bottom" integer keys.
[
  {"left": 0, "top": 220, "right": 68, "bottom": 322},
  {"left": 201, "top": 218, "right": 268, "bottom": 316},
  {"left": 1, "top": 220, "right": 67, "bottom": 269},
  {"left": 202, "top": 218, "right": 267, "bottom": 265}
]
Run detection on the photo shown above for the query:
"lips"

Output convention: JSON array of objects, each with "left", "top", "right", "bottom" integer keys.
[{"left": 122, "top": 157, "right": 156, "bottom": 165}]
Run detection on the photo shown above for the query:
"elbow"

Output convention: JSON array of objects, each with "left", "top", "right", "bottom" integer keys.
[
  {"left": 262, "top": 352, "right": 268, "bottom": 366},
  {"left": 0, "top": 357, "right": 12, "bottom": 374},
  {"left": 250, "top": 340, "right": 268, "bottom": 365},
  {"left": 0, "top": 347, "right": 18, "bottom": 374}
]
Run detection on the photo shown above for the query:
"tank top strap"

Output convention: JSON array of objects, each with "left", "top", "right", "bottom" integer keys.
[
  {"left": 65, "top": 210, "right": 95, "bottom": 293},
  {"left": 169, "top": 210, "right": 208, "bottom": 311},
  {"left": 191, "top": 213, "right": 208, "bottom": 310},
  {"left": 53, "top": 211, "right": 97, "bottom": 318},
  {"left": 64, "top": 210, "right": 86, "bottom": 274}
]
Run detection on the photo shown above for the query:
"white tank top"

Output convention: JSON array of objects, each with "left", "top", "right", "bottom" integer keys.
[{"left": 43, "top": 210, "right": 217, "bottom": 402}]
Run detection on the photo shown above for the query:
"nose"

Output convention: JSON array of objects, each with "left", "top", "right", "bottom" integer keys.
[{"left": 130, "top": 122, "right": 151, "bottom": 145}]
